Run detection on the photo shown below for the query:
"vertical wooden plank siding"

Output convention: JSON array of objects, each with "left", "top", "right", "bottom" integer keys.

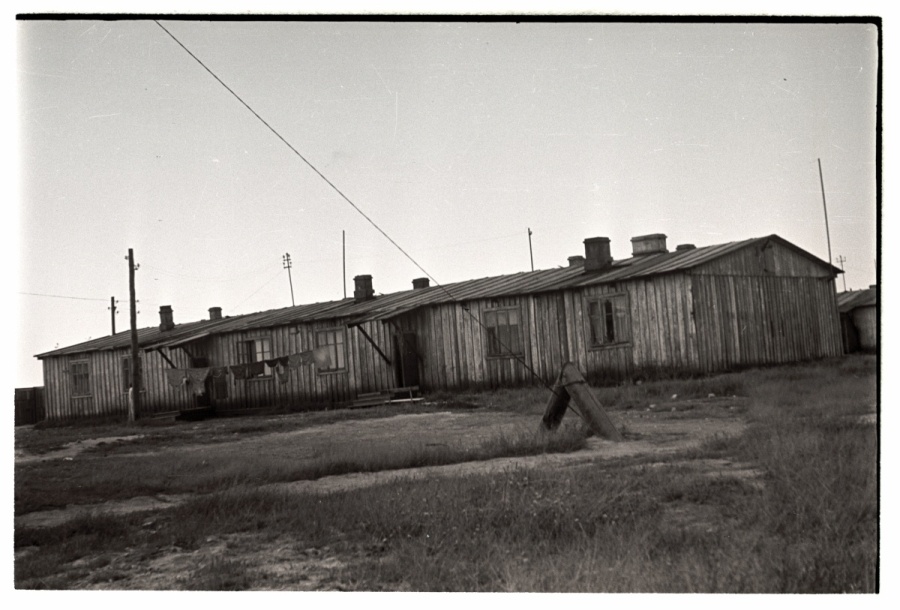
[
  {"left": 691, "top": 274, "right": 841, "bottom": 372},
  {"left": 40, "top": 347, "right": 197, "bottom": 421}
]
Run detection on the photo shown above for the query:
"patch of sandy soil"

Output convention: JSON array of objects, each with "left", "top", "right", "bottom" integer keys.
[
  {"left": 15, "top": 435, "right": 146, "bottom": 464},
  {"left": 17, "top": 399, "right": 749, "bottom": 531},
  {"left": 62, "top": 534, "right": 354, "bottom": 590},
  {"left": 15, "top": 494, "right": 190, "bottom": 529},
  {"left": 16, "top": 398, "right": 758, "bottom": 590}
]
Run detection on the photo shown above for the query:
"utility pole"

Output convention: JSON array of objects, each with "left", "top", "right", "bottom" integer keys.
[
  {"left": 283, "top": 252, "right": 295, "bottom": 306},
  {"left": 817, "top": 158, "right": 834, "bottom": 278},
  {"left": 342, "top": 230, "right": 347, "bottom": 299},
  {"left": 127, "top": 249, "right": 141, "bottom": 422},
  {"left": 108, "top": 297, "right": 118, "bottom": 335},
  {"left": 835, "top": 255, "right": 847, "bottom": 291},
  {"left": 527, "top": 228, "right": 534, "bottom": 272}
]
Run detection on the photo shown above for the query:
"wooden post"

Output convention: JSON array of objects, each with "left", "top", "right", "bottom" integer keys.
[
  {"left": 128, "top": 249, "right": 141, "bottom": 422},
  {"left": 541, "top": 362, "right": 623, "bottom": 441}
]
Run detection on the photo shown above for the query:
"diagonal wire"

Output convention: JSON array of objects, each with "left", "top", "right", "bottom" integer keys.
[
  {"left": 18, "top": 291, "right": 109, "bottom": 302},
  {"left": 154, "top": 21, "right": 565, "bottom": 399},
  {"left": 230, "top": 268, "right": 285, "bottom": 312}
]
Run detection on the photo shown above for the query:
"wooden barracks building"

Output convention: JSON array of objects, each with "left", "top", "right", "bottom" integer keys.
[{"left": 36, "top": 233, "right": 843, "bottom": 421}]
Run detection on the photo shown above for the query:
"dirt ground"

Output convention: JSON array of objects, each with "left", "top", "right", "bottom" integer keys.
[
  {"left": 16, "top": 397, "right": 749, "bottom": 528},
  {"left": 15, "top": 396, "right": 757, "bottom": 589}
]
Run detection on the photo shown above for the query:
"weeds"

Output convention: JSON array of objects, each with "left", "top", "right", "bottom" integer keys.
[
  {"left": 15, "top": 355, "right": 878, "bottom": 591},
  {"left": 16, "top": 420, "right": 588, "bottom": 515}
]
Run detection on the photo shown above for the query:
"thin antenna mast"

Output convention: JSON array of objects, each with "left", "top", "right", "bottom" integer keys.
[
  {"left": 342, "top": 230, "right": 347, "bottom": 299},
  {"left": 527, "top": 228, "right": 534, "bottom": 272},
  {"left": 817, "top": 158, "right": 834, "bottom": 278}
]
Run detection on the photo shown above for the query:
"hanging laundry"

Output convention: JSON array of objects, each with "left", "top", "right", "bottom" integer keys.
[
  {"left": 312, "top": 346, "right": 332, "bottom": 369},
  {"left": 186, "top": 368, "right": 210, "bottom": 387},
  {"left": 184, "top": 368, "right": 208, "bottom": 396},
  {"left": 209, "top": 367, "right": 228, "bottom": 379},
  {"left": 275, "top": 362, "right": 291, "bottom": 385},
  {"left": 229, "top": 364, "right": 251, "bottom": 379},
  {"left": 165, "top": 368, "right": 187, "bottom": 389},
  {"left": 247, "top": 361, "right": 266, "bottom": 377},
  {"left": 287, "top": 352, "right": 310, "bottom": 368}
]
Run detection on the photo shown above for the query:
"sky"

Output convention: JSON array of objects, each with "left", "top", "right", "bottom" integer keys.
[{"left": 12, "top": 15, "right": 879, "bottom": 388}]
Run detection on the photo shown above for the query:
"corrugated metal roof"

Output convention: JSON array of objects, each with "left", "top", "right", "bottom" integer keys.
[
  {"left": 837, "top": 287, "right": 877, "bottom": 312},
  {"left": 37, "top": 234, "right": 839, "bottom": 358}
]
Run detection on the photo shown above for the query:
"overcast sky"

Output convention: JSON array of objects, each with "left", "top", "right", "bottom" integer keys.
[{"left": 14, "top": 17, "right": 878, "bottom": 387}]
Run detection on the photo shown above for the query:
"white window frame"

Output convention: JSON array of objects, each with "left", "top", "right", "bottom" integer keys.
[
  {"left": 585, "top": 293, "right": 631, "bottom": 349},
  {"left": 315, "top": 327, "right": 347, "bottom": 373}
]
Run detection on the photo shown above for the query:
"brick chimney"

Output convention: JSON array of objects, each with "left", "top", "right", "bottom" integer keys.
[
  {"left": 567, "top": 255, "right": 585, "bottom": 267},
  {"left": 209, "top": 307, "right": 222, "bottom": 321},
  {"left": 583, "top": 237, "right": 613, "bottom": 272},
  {"left": 631, "top": 233, "right": 668, "bottom": 256},
  {"left": 412, "top": 277, "right": 430, "bottom": 290},
  {"left": 159, "top": 305, "right": 175, "bottom": 332},
  {"left": 354, "top": 275, "right": 375, "bottom": 303}
]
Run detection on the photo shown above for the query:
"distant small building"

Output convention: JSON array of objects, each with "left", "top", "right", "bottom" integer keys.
[
  {"left": 36, "top": 233, "right": 843, "bottom": 422},
  {"left": 837, "top": 285, "right": 878, "bottom": 353}
]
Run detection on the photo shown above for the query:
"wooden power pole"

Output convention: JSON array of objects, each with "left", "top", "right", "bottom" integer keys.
[
  {"left": 128, "top": 249, "right": 141, "bottom": 421},
  {"left": 109, "top": 296, "right": 117, "bottom": 335}
]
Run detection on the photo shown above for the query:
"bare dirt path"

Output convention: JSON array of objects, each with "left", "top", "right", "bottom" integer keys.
[
  {"left": 14, "top": 435, "right": 146, "bottom": 464},
  {"left": 15, "top": 398, "right": 756, "bottom": 590},
  {"left": 15, "top": 401, "right": 749, "bottom": 530}
]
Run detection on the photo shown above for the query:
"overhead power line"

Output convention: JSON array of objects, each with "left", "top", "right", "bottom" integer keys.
[
  {"left": 154, "top": 21, "right": 561, "bottom": 397},
  {"left": 19, "top": 291, "right": 108, "bottom": 302}
]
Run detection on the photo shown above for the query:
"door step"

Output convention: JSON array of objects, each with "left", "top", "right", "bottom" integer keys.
[{"left": 351, "top": 386, "right": 421, "bottom": 408}]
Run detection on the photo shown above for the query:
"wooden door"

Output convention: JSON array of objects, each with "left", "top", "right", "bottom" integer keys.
[{"left": 392, "top": 332, "right": 420, "bottom": 388}]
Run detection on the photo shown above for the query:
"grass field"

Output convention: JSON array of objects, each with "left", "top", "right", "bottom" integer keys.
[{"left": 14, "top": 355, "right": 878, "bottom": 591}]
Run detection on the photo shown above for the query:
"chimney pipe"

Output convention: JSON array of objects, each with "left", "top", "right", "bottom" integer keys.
[
  {"left": 209, "top": 307, "right": 222, "bottom": 321},
  {"left": 567, "top": 255, "right": 585, "bottom": 267},
  {"left": 159, "top": 305, "right": 175, "bottom": 332},
  {"left": 353, "top": 275, "right": 375, "bottom": 303},
  {"left": 412, "top": 277, "right": 430, "bottom": 290},
  {"left": 631, "top": 233, "right": 668, "bottom": 256},
  {"left": 583, "top": 237, "right": 613, "bottom": 272},
  {"left": 675, "top": 244, "right": 696, "bottom": 252}
]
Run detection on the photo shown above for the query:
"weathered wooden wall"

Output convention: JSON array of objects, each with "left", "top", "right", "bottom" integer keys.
[
  {"left": 693, "top": 239, "right": 832, "bottom": 278},
  {"left": 691, "top": 275, "right": 842, "bottom": 370},
  {"left": 39, "top": 240, "right": 845, "bottom": 421},
  {"left": 15, "top": 387, "right": 45, "bottom": 425},
  {"left": 195, "top": 318, "right": 395, "bottom": 411},
  {"left": 41, "top": 347, "right": 194, "bottom": 421}
]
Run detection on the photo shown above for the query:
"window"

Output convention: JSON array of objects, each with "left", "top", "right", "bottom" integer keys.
[
  {"left": 586, "top": 295, "right": 630, "bottom": 347},
  {"left": 121, "top": 356, "right": 143, "bottom": 391},
  {"left": 484, "top": 307, "right": 523, "bottom": 357},
  {"left": 70, "top": 360, "right": 90, "bottom": 396},
  {"left": 315, "top": 328, "right": 346, "bottom": 372},
  {"left": 238, "top": 337, "right": 273, "bottom": 377}
]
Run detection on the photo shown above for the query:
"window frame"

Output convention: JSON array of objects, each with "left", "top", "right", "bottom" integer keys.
[
  {"left": 237, "top": 337, "right": 273, "bottom": 378},
  {"left": 315, "top": 327, "right": 347, "bottom": 374},
  {"left": 585, "top": 293, "right": 631, "bottom": 349},
  {"left": 120, "top": 355, "right": 145, "bottom": 393},
  {"left": 483, "top": 305, "right": 524, "bottom": 358},
  {"left": 70, "top": 359, "right": 91, "bottom": 397}
]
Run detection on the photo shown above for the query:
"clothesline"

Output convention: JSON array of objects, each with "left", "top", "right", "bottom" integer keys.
[{"left": 163, "top": 347, "right": 332, "bottom": 393}]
